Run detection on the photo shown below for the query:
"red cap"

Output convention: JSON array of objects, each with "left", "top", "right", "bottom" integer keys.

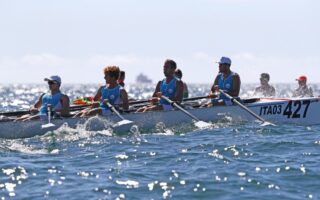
[{"left": 296, "top": 75, "right": 307, "bottom": 81}]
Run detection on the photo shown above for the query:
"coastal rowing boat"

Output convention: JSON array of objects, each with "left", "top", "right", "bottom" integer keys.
[{"left": 0, "top": 97, "right": 319, "bottom": 139}]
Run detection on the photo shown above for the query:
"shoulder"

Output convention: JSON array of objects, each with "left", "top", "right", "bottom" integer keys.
[
  {"left": 61, "top": 94, "right": 69, "bottom": 99},
  {"left": 119, "top": 86, "right": 127, "bottom": 92},
  {"left": 98, "top": 85, "right": 105, "bottom": 91},
  {"left": 232, "top": 72, "right": 240, "bottom": 78},
  {"left": 40, "top": 93, "right": 46, "bottom": 98},
  {"left": 176, "top": 79, "right": 183, "bottom": 86},
  {"left": 255, "top": 86, "right": 261, "bottom": 90}
]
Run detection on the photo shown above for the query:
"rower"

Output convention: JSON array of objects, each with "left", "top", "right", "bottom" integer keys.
[
  {"left": 15, "top": 75, "right": 70, "bottom": 121},
  {"left": 175, "top": 69, "right": 189, "bottom": 98},
  {"left": 117, "top": 70, "right": 126, "bottom": 87},
  {"left": 253, "top": 73, "right": 276, "bottom": 97},
  {"left": 75, "top": 66, "right": 129, "bottom": 117},
  {"left": 136, "top": 59, "right": 184, "bottom": 112},
  {"left": 209, "top": 56, "right": 241, "bottom": 106},
  {"left": 292, "top": 75, "right": 313, "bottom": 97}
]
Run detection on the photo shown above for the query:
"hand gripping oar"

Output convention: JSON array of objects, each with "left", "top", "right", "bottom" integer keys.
[
  {"left": 41, "top": 104, "right": 56, "bottom": 129},
  {"left": 160, "top": 95, "right": 212, "bottom": 129},
  {"left": 219, "top": 90, "right": 275, "bottom": 126},
  {"left": 105, "top": 102, "right": 133, "bottom": 127}
]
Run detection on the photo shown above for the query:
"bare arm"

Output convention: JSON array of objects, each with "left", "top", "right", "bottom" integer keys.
[
  {"left": 30, "top": 93, "right": 45, "bottom": 113},
  {"left": 152, "top": 81, "right": 161, "bottom": 98},
  {"left": 210, "top": 75, "right": 219, "bottom": 96},
  {"left": 59, "top": 95, "right": 70, "bottom": 116},
  {"left": 184, "top": 82, "right": 189, "bottom": 98},
  {"left": 93, "top": 86, "right": 103, "bottom": 101},
  {"left": 120, "top": 89, "right": 129, "bottom": 111}
]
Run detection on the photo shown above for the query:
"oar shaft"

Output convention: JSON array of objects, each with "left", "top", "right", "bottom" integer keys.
[
  {"left": 105, "top": 102, "right": 126, "bottom": 121},
  {"left": 161, "top": 96, "right": 200, "bottom": 121},
  {"left": 0, "top": 110, "right": 30, "bottom": 117},
  {"left": 219, "top": 90, "right": 267, "bottom": 123},
  {"left": 183, "top": 95, "right": 209, "bottom": 102},
  {"left": 1, "top": 96, "right": 211, "bottom": 117}
]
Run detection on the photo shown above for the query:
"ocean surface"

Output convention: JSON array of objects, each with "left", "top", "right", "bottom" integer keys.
[{"left": 0, "top": 83, "right": 319, "bottom": 200}]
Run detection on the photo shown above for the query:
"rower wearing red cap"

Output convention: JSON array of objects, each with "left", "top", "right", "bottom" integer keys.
[{"left": 292, "top": 75, "right": 313, "bottom": 97}]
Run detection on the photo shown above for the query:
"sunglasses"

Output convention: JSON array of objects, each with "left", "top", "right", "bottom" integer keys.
[{"left": 48, "top": 81, "right": 59, "bottom": 85}]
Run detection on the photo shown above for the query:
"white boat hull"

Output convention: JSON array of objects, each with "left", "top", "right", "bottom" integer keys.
[{"left": 1, "top": 97, "right": 319, "bottom": 139}]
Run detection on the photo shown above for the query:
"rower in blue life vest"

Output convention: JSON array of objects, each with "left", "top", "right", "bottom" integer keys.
[
  {"left": 15, "top": 75, "right": 70, "bottom": 121},
  {"left": 209, "top": 56, "right": 241, "bottom": 106},
  {"left": 136, "top": 59, "right": 184, "bottom": 112},
  {"left": 75, "top": 66, "right": 129, "bottom": 117}
]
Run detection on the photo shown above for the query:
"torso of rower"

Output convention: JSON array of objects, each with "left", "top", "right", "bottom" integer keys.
[
  {"left": 100, "top": 85, "right": 122, "bottom": 109},
  {"left": 159, "top": 77, "right": 177, "bottom": 105},
  {"left": 39, "top": 91, "right": 62, "bottom": 116},
  {"left": 217, "top": 71, "right": 236, "bottom": 101}
]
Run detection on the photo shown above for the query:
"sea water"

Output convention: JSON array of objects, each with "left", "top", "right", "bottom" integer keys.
[{"left": 0, "top": 83, "right": 319, "bottom": 200}]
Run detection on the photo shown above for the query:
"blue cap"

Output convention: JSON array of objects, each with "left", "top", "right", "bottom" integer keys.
[{"left": 217, "top": 57, "right": 231, "bottom": 65}]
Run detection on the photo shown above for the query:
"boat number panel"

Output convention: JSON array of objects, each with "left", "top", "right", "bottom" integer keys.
[{"left": 259, "top": 100, "right": 311, "bottom": 118}]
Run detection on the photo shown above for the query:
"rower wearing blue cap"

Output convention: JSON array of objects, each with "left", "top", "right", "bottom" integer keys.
[
  {"left": 209, "top": 56, "right": 241, "bottom": 106},
  {"left": 15, "top": 75, "right": 70, "bottom": 121}
]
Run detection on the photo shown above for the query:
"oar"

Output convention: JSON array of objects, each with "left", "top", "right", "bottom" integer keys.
[
  {"left": 160, "top": 95, "right": 212, "bottom": 129},
  {"left": 0, "top": 104, "right": 95, "bottom": 117},
  {"left": 105, "top": 102, "right": 133, "bottom": 127},
  {"left": 219, "top": 90, "right": 275, "bottom": 126},
  {"left": 0, "top": 96, "right": 212, "bottom": 117},
  {"left": 41, "top": 104, "right": 55, "bottom": 128},
  {"left": 183, "top": 95, "right": 210, "bottom": 102},
  {"left": 0, "top": 110, "right": 31, "bottom": 117}
]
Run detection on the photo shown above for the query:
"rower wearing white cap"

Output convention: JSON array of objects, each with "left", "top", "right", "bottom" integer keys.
[
  {"left": 15, "top": 75, "right": 70, "bottom": 121},
  {"left": 209, "top": 56, "right": 241, "bottom": 105}
]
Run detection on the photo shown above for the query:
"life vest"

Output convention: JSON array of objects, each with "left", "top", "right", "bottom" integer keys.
[
  {"left": 100, "top": 85, "right": 121, "bottom": 110},
  {"left": 217, "top": 72, "right": 236, "bottom": 101},
  {"left": 159, "top": 78, "right": 177, "bottom": 105},
  {"left": 39, "top": 92, "right": 62, "bottom": 116}
]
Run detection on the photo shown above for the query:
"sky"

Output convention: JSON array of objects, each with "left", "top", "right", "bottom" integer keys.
[{"left": 0, "top": 0, "right": 319, "bottom": 84}]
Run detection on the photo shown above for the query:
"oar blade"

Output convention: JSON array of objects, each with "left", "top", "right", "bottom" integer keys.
[
  {"left": 112, "top": 119, "right": 133, "bottom": 128},
  {"left": 41, "top": 123, "right": 56, "bottom": 129},
  {"left": 194, "top": 120, "right": 212, "bottom": 129},
  {"left": 260, "top": 121, "right": 276, "bottom": 127}
]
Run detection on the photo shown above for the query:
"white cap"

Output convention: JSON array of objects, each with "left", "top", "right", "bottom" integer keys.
[
  {"left": 44, "top": 75, "right": 61, "bottom": 84},
  {"left": 217, "top": 56, "right": 232, "bottom": 65}
]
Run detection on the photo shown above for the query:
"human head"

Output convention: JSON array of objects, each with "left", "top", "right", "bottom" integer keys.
[
  {"left": 175, "top": 69, "right": 183, "bottom": 79},
  {"left": 119, "top": 71, "right": 125, "bottom": 81},
  {"left": 296, "top": 75, "right": 307, "bottom": 86},
  {"left": 44, "top": 75, "right": 61, "bottom": 89},
  {"left": 104, "top": 66, "right": 120, "bottom": 84},
  {"left": 217, "top": 56, "right": 231, "bottom": 73},
  {"left": 260, "top": 73, "right": 270, "bottom": 85},
  {"left": 163, "top": 59, "right": 177, "bottom": 77}
]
